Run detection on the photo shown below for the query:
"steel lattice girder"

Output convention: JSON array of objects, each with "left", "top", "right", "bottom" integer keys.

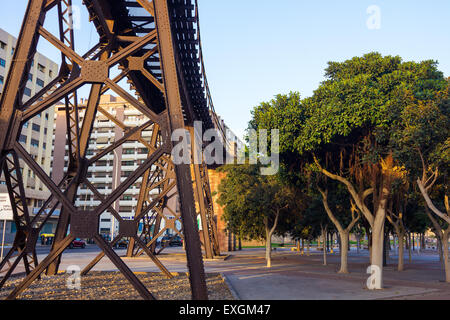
[{"left": 0, "top": 0, "right": 222, "bottom": 300}]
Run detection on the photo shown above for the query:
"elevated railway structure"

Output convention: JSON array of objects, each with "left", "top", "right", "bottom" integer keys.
[{"left": 0, "top": 0, "right": 229, "bottom": 300}]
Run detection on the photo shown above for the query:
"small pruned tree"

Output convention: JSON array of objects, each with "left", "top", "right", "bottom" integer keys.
[
  {"left": 317, "top": 186, "right": 360, "bottom": 273},
  {"left": 217, "top": 164, "right": 302, "bottom": 268},
  {"left": 386, "top": 180, "right": 409, "bottom": 271}
]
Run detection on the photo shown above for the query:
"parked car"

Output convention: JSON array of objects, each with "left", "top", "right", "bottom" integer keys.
[
  {"left": 161, "top": 235, "right": 183, "bottom": 247},
  {"left": 114, "top": 239, "right": 129, "bottom": 249},
  {"left": 171, "top": 236, "right": 183, "bottom": 247},
  {"left": 69, "top": 239, "right": 86, "bottom": 249}
]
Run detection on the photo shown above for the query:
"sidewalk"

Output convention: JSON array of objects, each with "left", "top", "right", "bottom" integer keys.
[{"left": 219, "top": 249, "right": 450, "bottom": 300}]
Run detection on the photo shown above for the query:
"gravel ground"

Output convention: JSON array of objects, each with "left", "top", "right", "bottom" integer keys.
[{"left": 0, "top": 272, "right": 235, "bottom": 300}]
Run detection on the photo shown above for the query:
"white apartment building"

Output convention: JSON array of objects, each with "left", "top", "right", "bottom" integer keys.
[
  {"left": 0, "top": 28, "right": 59, "bottom": 243},
  {"left": 52, "top": 95, "right": 176, "bottom": 239}
]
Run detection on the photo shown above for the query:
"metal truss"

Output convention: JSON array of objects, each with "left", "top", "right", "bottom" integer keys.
[{"left": 0, "top": 0, "right": 222, "bottom": 300}]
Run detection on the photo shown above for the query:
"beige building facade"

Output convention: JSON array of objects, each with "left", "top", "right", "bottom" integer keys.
[{"left": 0, "top": 28, "right": 59, "bottom": 242}]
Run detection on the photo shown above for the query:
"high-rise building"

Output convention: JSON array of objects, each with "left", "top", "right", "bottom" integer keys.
[
  {"left": 52, "top": 95, "right": 180, "bottom": 239},
  {"left": 51, "top": 95, "right": 242, "bottom": 243},
  {"left": 0, "top": 28, "right": 59, "bottom": 243}
]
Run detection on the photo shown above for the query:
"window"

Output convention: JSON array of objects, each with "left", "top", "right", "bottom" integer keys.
[
  {"left": 44, "top": 128, "right": 47, "bottom": 135},
  {"left": 36, "top": 78, "right": 44, "bottom": 87},
  {"left": 11, "top": 47, "right": 14, "bottom": 55},
  {"left": 23, "top": 121, "right": 29, "bottom": 128},
  {"left": 0, "top": 75, "right": 3, "bottom": 85},
  {"left": 37, "top": 63, "right": 46, "bottom": 73},
  {"left": 19, "top": 135, "right": 27, "bottom": 143},
  {"left": 28, "top": 73, "right": 33, "bottom": 82},
  {"left": 123, "top": 196, "right": 133, "bottom": 201},
  {"left": 30, "top": 139, "right": 39, "bottom": 148},
  {"left": 32, "top": 123, "right": 40, "bottom": 132},
  {"left": 122, "top": 171, "right": 132, "bottom": 177},
  {"left": 0, "top": 58, "right": 6, "bottom": 68},
  {"left": 96, "top": 160, "right": 108, "bottom": 167},
  {"left": 43, "top": 143, "right": 46, "bottom": 150},
  {"left": 23, "top": 87, "right": 31, "bottom": 97},
  {"left": 123, "top": 149, "right": 135, "bottom": 155},
  {"left": 97, "top": 127, "right": 110, "bottom": 133},
  {"left": 49, "top": 70, "right": 53, "bottom": 78},
  {"left": 0, "top": 41, "right": 6, "bottom": 50},
  {"left": 122, "top": 161, "right": 134, "bottom": 166}
]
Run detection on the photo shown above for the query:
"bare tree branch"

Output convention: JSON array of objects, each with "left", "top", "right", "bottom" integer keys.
[
  {"left": 417, "top": 178, "right": 450, "bottom": 224},
  {"left": 314, "top": 156, "right": 374, "bottom": 226}
]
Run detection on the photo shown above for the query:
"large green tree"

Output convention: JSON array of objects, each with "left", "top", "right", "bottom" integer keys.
[{"left": 250, "top": 52, "right": 449, "bottom": 288}]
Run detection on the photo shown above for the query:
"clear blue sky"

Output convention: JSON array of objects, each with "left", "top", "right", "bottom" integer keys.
[{"left": 1, "top": 1, "right": 450, "bottom": 140}]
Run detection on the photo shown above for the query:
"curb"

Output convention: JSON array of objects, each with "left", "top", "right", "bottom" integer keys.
[
  {"left": 204, "top": 255, "right": 231, "bottom": 262},
  {"left": 221, "top": 273, "right": 240, "bottom": 300}
]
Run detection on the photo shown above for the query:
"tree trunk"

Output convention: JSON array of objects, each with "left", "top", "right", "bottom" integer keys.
[
  {"left": 327, "top": 233, "right": 330, "bottom": 252},
  {"left": 330, "top": 232, "right": 334, "bottom": 253},
  {"left": 356, "top": 234, "right": 360, "bottom": 254},
  {"left": 339, "top": 232, "right": 349, "bottom": 274},
  {"left": 265, "top": 227, "right": 272, "bottom": 268},
  {"left": 408, "top": 233, "right": 412, "bottom": 263},
  {"left": 370, "top": 213, "right": 385, "bottom": 289},
  {"left": 397, "top": 234, "right": 405, "bottom": 271},
  {"left": 322, "top": 230, "right": 327, "bottom": 266},
  {"left": 437, "top": 236, "right": 443, "bottom": 263},
  {"left": 383, "top": 231, "right": 388, "bottom": 267},
  {"left": 307, "top": 240, "right": 310, "bottom": 256},
  {"left": 443, "top": 232, "right": 450, "bottom": 283},
  {"left": 337, "top": 233, "right": 342, "bottom": 254}
]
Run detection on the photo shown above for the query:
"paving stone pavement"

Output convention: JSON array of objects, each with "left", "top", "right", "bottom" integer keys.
[{"left": 2, "top": 246, "right": 450, "bottom": 300}]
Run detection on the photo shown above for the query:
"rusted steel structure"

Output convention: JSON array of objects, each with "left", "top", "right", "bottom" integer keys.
[{"left": 0, "top": 0, "right": 224, "bottom": 300}]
